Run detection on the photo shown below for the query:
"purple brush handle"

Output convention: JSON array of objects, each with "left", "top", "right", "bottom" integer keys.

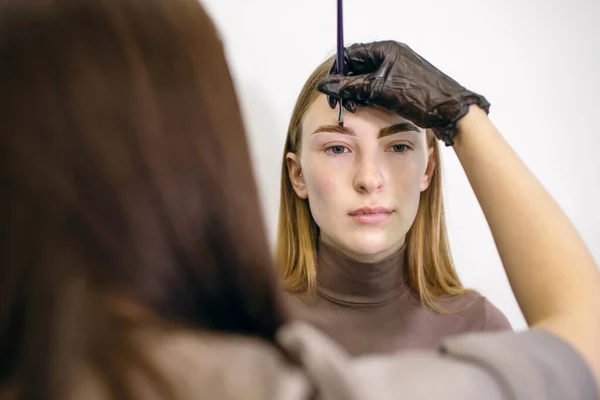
[{"left": 336, "top": 0, "right": 344, "bottom": 76}]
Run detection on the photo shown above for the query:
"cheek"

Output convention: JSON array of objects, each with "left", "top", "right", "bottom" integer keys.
[
  {"left": 386, "top": 151, "right": 427, "bottom": 187},
  {"left": 386, "top": 154, "right": 427, "bottom": 216},
  {"left": 306, "top": 177, "right": 339, "bottom": 233},
  {"left": 398, "top": 164, "right": 425, "bottom": 191},
  {"left": 305, "top": 167, "right": 339, "bottom": 208},
  {"left": 301, "top": 150, "right": 345, "bottom": 199},
  {"left": 301, "top": 154, "right": 346, "bottom": 227}
]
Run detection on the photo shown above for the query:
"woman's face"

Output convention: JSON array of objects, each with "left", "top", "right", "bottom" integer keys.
[{"left": 287, "top": 95, "right": 435, "bottom": 263}]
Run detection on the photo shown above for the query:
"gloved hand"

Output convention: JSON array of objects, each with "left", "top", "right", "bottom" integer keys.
[{"left": 317, "top": 41, "right": 491, "bottom": 146}]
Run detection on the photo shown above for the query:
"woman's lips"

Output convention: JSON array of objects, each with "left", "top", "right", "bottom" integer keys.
[{"left": 347, "top": 207, "right": 392, "bottom": 224}]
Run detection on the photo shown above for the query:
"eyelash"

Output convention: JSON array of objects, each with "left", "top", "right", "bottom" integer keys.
[
  {"left": 324, "top": 143, "right": 412, "bottom": 156},
  {"left": 324, "top": 145, "right": 350, "bottom": 155},
  {"left": 386, "top": 144, "right": 411, "bottom": 153}
]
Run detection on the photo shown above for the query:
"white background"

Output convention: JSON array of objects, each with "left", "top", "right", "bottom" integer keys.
[{"left": 202, "top": 0, "right": 600, "bottom": 330}]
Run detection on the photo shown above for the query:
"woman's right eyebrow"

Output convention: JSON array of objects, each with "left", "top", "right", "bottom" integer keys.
[{"left": 312, "top": 125, "right": 356, "bottom": 135}]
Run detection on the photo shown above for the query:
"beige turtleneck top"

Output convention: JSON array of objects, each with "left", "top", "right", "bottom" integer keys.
[{"left": 286, "top": 239, "right": 512, "bottom": 356}]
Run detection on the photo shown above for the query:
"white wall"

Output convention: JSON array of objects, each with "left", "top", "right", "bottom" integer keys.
[{"left": 202, "top": 0, "right": 600, "bottom": 330}]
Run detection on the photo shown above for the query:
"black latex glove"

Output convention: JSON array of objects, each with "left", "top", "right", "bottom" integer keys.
[{"left": 318, "top": 41, "right": 491, "bottom": 146}]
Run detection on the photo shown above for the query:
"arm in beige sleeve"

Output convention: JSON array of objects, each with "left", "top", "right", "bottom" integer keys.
[
  {"left": 278, "top": 321, "right": 597, "bottom": 400},
  {"left": 452, "top": 105, "right": 600, "bottom": 387}
]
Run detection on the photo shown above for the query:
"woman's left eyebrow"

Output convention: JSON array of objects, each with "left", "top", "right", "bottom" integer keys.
[{"left": 378, "top": 122, "right": 421, "bottom": 138}]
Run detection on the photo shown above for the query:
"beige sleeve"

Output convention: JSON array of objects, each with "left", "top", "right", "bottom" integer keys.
[
  {"left": 353, "top": 329, "right": 598, "bottom": 400},
  {"left": 438, "top": 329, "right": 598, "bottom": 399},
  {"left": 278, "top": 322, "right": 598, "bottom": 400}
]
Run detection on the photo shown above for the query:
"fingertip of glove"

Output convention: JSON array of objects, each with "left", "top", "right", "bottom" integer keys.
[
  {"left": 327, "top": 95, "right": 337, "bottom": 109},
  {"left": 345, "top": 100, "right": 357, "bottom": 113}
]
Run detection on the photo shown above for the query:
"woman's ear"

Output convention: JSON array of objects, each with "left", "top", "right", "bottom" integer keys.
[
  {"left": 420, "top": 147, "right": 436, "bottom": 191},
  {"left": 286, "top": 152, "right": 308, "bottom": 199}
]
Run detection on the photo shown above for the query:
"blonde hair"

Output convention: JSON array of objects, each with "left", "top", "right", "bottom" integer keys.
[{"left": 275, "top": 56, "right": 473, "bottom": 312}]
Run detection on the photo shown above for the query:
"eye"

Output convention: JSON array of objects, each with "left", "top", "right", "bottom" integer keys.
[
  {"left": 325, "top": 145, "right": 349, "bottom": 155},
  {"left": 391, "top": 144, "right": 408, "bottom": 152}
]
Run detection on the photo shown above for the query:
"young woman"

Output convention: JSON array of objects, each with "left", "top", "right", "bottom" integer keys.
[
  {"left": 0, "top": 0, "right": 597, "bottom": 399},
  {"left": 277, "top": 54, "right": 511, "bottom": 355}
]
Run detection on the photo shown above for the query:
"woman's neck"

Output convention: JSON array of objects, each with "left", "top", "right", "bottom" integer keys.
[{"left": 315, "top": 238, "right": 408, "bottom": 306}]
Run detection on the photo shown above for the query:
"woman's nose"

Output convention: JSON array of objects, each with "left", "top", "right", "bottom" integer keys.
[{"left": 353, "top": 155, "right": 385, "bottom": 194}]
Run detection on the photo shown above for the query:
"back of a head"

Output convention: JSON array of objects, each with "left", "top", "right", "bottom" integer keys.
[{"left": 0, "top": 0, "right": 284, "bottom": 398}]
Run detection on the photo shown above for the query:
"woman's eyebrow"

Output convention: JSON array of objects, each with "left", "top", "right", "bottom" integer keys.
[
  {"left": 378, "top": 122, "right": 421, "bottom": 138},
  {"left": 312, "top": 122, "right": 421, "bottom": 137},
  {"left": 312, "top": 124, "right": 356, "bottom": 136}
]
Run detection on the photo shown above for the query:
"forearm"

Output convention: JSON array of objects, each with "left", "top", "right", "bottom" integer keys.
[{"left": 452, "top": 105, "right": 600, "bottom": 380}]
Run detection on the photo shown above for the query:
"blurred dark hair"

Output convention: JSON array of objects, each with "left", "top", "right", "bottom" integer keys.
[{"left": 0, "top": 0, "right": 285, "bottom": 398}]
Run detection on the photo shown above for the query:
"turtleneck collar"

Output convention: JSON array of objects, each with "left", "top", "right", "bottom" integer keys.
[{"left": 316, "top": 238, "right": 408, "bottom": 306}]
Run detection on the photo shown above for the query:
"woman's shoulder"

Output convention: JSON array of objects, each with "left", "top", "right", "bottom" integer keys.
[
  {"left": 439, "top": 291, "right": 513, "bottom": 331},
  {"left": 141, "top": 328, "right": 307, "bottom": 399},
  {"left": 71, "top": 327, "right": 310, "bottom": 400}
]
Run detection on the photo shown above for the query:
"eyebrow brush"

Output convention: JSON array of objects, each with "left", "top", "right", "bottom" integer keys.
[{"left": 336, "top": 0, "right": 344, "bottom": 126}]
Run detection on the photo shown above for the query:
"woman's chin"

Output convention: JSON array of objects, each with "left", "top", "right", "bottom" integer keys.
[{"left": 337, "top": 235, "right": 404, "bottom": 263}]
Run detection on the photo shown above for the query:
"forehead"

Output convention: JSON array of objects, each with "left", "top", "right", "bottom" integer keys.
[{"left": 301, "top": 94, "right": 422, "bottom": 137}]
